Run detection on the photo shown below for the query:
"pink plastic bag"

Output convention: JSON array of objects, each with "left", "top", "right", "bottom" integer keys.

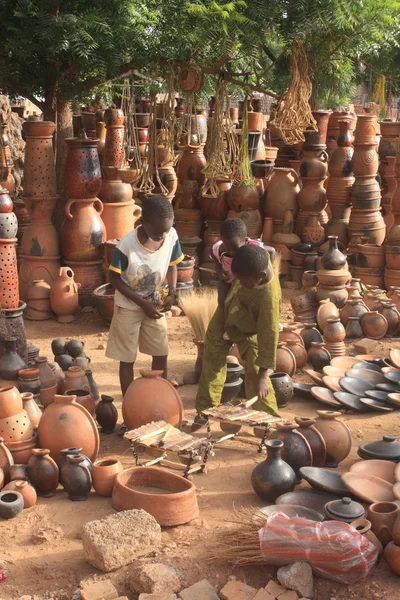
[{"left": 258, "top": 512, "right": 378, "bottom": 584}]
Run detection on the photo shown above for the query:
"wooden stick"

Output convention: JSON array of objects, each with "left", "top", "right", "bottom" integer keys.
[{"left": 199, "top": 266, "right": 218, "bottom": 275}]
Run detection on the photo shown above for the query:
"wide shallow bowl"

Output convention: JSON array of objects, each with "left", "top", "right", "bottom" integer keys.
[
  {"left": 349, "top": 459, "right": 397, "bottom": 484},
  {"left": 304, "top": 370, "right": 324, "bottom": 385},
  {"left": 300, "top": 466, "right": 349, "bottom": 496},
  {"left": 346, "top": 368, "right": 385, "bottom": 386},
  {"left": 112, "top": 466, "right": 199, "bottom": 526},
  {"left": 386, "top": 393, "right": 400, "bottom": 408},
  {"left": 293, "top": 383, "right": 313, "bottom": 398},
  {"left": 339, "top": 376, "right": 371, "bottom": 397},
  {"left": 365, "top": 389, "right": 389, "bottom": 402},
  {"left": 311, "top": 387, "right": 341, "bottom": 408},
  {"left": 341, "top": 472, "right": 396, "bottom": 503},
  {"left": 276, "top": 489, "right": 337, "bottom": 514},
  {"left": 258, "top": 504, "right": 324, "bottom": 522},
  {"left": 323, "top": 365, "right": 347, "bottom": 378},
  {"left": 333, "top": 391, "right": 367, "bottom": 413},
  {"left": 352, "top": 361, "right": 382, "bottom": 372},
  {"left": 331, "top": 356, "right": 359, "bottom": 369},
  {"left": 355, "top": 354, "right": 384, "bottom": 361},
  {"left": 322, "top": 376, "right": 342, "bottom": 392},
  {"left": 360, "top": 398, "right": 393, "bottom": 412},
  {"left": 384, "top": 370, "right": 400, "bottom": 385},
  {"left": 377, "top": 382, "right": 399, "bottom": 393}
]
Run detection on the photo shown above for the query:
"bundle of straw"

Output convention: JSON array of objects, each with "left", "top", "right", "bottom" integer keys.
[
  {"left": 213, "top": 507, "right": 268, "bottom": 566},
  {"left": 179, "top": 288, "right": 218, "bottom": 343}
]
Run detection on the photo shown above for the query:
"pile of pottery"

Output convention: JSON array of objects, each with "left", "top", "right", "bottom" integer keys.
[
  {"left": 379, "top": 120, "right": 400, "bottom": 215},
  {"left": 385, "top": 130, "right": 400, "bottom": 289},
  {"left": 19, "top": 119, "right": 60, "bottom": 301},
  {"left": 316, "top": 235, "right": 350, "bottom": 309},
  {"left": 354, "top": 242, "right": 385, "bottom": 288},
  {"left": 271, "top": 208, "right": 301, "bottom": 282},
  {"left": 326, "top": 110, "right": 356, "bottom": 156},
  {"left": 0, "top": 187, "right": 19, "bottom": 313},
  {"left": 0, "top": 386, "right": 36, "bottom": 470}
]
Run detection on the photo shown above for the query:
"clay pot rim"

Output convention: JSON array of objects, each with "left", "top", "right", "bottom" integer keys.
[
  {"left": 316, "top": 409, "right": 342, "bottom": 418},
  {"left": 115, "top": 466, "right": 196, "bottom": 499},
  {"left": 32, "top": 448, "right": 50, "bottom": 456},
  {"left": 368, "top": 501, "right": 400, "bottom": 515},
  {"left": 93, "top": 457, "right": 121, "bottom": 468},
  {"left": 18, "top": 368, "right": 39, "bottom": 379}
]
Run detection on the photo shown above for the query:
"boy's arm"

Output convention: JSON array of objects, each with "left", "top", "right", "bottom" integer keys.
[
  {"left": 163, "top": 238, "right": 184, "bottom": 311},
  {"left": 263, "top": 245, "right": 276, "bottom": 264}
]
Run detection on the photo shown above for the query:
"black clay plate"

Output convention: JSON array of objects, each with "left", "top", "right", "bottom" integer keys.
[
  {"left": 293, "top": 383, "right": 313, "bottom": 399},
  {"left": 334, "top": 391, "right": 368, "bottom": 413},
  {"left": 345, "top": 368, "right": 385, "bottom": 386},
  {"left": 339, "top": 376, "right": 371, "bottom": 397},
  {"left": 384, "top": 370, "right": 400, "bottom": 384},
  {"left": 300, "top": 466, "right": 349, "bottom": 496},
  {"left": 352, "top": 361, "right": 382, "bottom": 372},
  {"left": 365, "top": 389, "right": 389, "bottom": 402},
  {"left": 377, "top": 383, "right": 399, "bottom": 393},
  {"left": 360, "top": 398, "right": 393, "bottom": 413}
]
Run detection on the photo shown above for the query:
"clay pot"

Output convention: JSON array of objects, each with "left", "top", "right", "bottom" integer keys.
[
  {"left": 295, "top": 416, "right": 327, "bottom": 467},
  {"left": 321, "top": 236, "right": 346, "bottom": 270},
  {"left": 19, "top": 255, "right": 60, "bottom": 303},
  {"left": 361, "top": 311, "right": 388, "bottom": 339},
  {"left": 299, "top": 323, "right": 323, "bottom": 350},
  {"left": 227, "top": 184, "right": 259, "bottom": 212},
  {"left": 269, "top": 372, "right": 293, "bottom": 408},
  {"left": 3, "top": 480, "right": 36, "bottom": 508},
  {"left": 123, "top": 370, "right": 183, "bottom": 430},
  {"left": 226, "top": 209, "right": 262, "bottom": 238},
  {"left": 264, "top": 168, "right": 300, "bottom": 220},
  {"left": 0, "top": 237, "right": 19, "bottom": 310},
  {"left": 316, "top": 268, "right": 350, "bottom": 287},
  {"left": 9, "top": 464, "right": 28, "bottom": 482},
  {"left": 22, "top": 121, "right": 56, "bottom": 197},
  {"left": 347, "top": 209, "right": 386, "bottom": 246},
  {"left": 354, "top": 114, "right": 378, "bottom": 144},
  {"left": 272, "top": 208, "right": 301, "bottom": 248},
  {"left": 340, "top": 299, "right": 369, "bottom": 326},
  {"left": 300, "top": 148, "right": 328, "bottom": 178},
  {"left": 21, "top": 392, "right": 41, "bottom": 428},
  {"left": 0, "top": 436, "right": 14, "bottom": 479},
  {"left": 251, "top": 439, "right": 296, "bottom": 501},
  {"left": 303, "top": 213, "right": 325, "bottom": 245},
  {"left": 385, "top": 247, "right": 400, "bottom": 271},
  {"left": 351, "top": 519, "right": 383, "bottom": 557},
  {"left": 101, "top": 200, "right": 141, "bottom": 240},
  {"left": 50, "top": 267, "right": 80, "bottom": 323},
  {"left": 301, "top": 271, "right": 318, "bottom": 288},
  {"left": 352, "top": 143, "right": 379, "bottom": 178},
  {"left": 1, "top": 340, "right": 27, "bottom": 389},
  {"left": 26, "top": 279, "right": 52, "bottom": 321},
  {"left": 368, "top": 502, "right": 400, "bottom": 546},
  {"left": 298, "top": 179, "right": 327, "bottom": 216},
  {"left": 112, "top": 466, "right": 199, "bottom": 526},
  {"left": 21, "top": 197, "right": 59, "bottom": 257},
  {"left": 55, "top": 354, "right": 74, "bottom": 372},
  {"left": 200, "top": 182, "right": 230, "bottom": 221},
  {"left": 64, "top": 135, "right": 102, "bottom": 199},
  {"left": 285, "top": 340, "right": 308, "bottom": 370},
  {"left": 99, "top": 167, "right": 133, "bottom": 204},
  {"left": 27, "top": 448, "right": 59, "bottom": 497},
  {"left": 0, "top": 490, "right": 24, "bottom": 519},
  {"left": 356, "top": 244, "right": 385, "bottom": 269},
  {"left": 61, "top": 453, "right": 92, "bottom": 501},
  {"left": 345, "top": 316, "right": 363, "bottom": 339},
  {"left": 279, "top": 325, "right": 305, "bottom": 347},
  {"left": 275, "top": 343, "right": 296, "bottom": 377},
  {"left": 60, "top": 199, "right": 106, "bottom": 261},
  {"left": 324, "top": 496, "right": 365, "bottom": 523},
  {"left": 0, "top": 188, "right": 13, "bottom": 214},
  {"left": 35, "top": 356, "right": 56, "bottom": 389},
  {"left": 378, "top": 302, "right": 400, "bottom": 336},
  {"left": 384, "top": 542, "right": 400, "bottom": 574},
  {"left": 92, "top": 457, "right": 123, "bottom": 497},
  {"left": 317, "top": 298, "right": 340, "bottom": 330},
  {"left": 39, "top": 383, "right": 57, "bottom": 408},
  {"left": 56, "top": 447, "right": 92, "bottom": 485},
  {"left": 323, "top": 317, "right": 346, "bottom": 342},
  {"left": 269, "top": 422, "right": 313, "bottom": 480},
  {"left": 177, "top": 146, "right": 206, "bottom": 185},
  {"left": 328, "top": 120, "right": 354, "bottom": 177},
  {"left": 314, "top": 410, "right": 351, "bottom": 467},
  {"left": 5, "top": 434, "right": 36, "bottom": 466},
  {"left": 18, "top": 369, "right": 40, "bottom": 397},
  {"left": 85, "top": 369, "right": 99, "bottom": 401},
  {"left": 307, "top": 342, "right": 331, "bottom": 372},
  {"left": 62, "top": 366, "right": 89, "bottom": 393},
  {"left": 65, "top": 389, "right": 94, "bottom": 415},
  {"left": 93, "top": 283, "right": 114, "bottom": 324}
]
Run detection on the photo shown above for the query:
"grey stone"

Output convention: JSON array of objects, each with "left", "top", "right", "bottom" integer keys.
[
  {"left": 81, "top": 509, "right": 161, "bottom": 572},
  {"left": 277, "top": 561, "right": 314, "bottom": 598}
]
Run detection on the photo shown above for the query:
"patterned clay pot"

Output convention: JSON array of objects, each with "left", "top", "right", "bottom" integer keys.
[
  {"left": 64, "top": 134, "right": 102, "bottom": 199},
  {"left": 270, "top": 372, "right": 293, "bottom": 408}
]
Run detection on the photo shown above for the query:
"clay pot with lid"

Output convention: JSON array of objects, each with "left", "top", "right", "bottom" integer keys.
[
  {"left": 325, "top": 497, "right": 365, "bottom": 523},
  {"left": 50, "top": 267, "right": 80, "bottom": 323},
  {"left": 251, "top": 439, "right": 296, "bottom": 502},
  {"left": 60, "top": 199, "right": 106, "bottom": 262},
  {"left": 294, "top": 416, "right": 327, "bottom": 467},
  {"left": 268, "top": 422, "right": 312, "bottom": 480},
  {"left": 275, "top": 343, "right": 296, "bottom": 377},
  {"left": 368, "top": 502, "right": 400, "bottom": 546},
  {"left": 358, "top": 435, "right": 400, "bottom": 461},
  {"left": 61, "top": 453, "right": 92, "bottom": 501},
  {"left": 27, "top": 448, "right": 59, "bottom": 497},
  {"left": 264, "top": 167, "right": 300, "bottom": 220},
  {"left": 307, "top": 342, "right": 331, "bottom": 371},
  {"left": 92, "top": 457, "right": 123, "bottom": 497},
  {"left": 64, "top": 133, "right": 102, "bottom": 199},
  {"left": 314, "top": 410, "right": 351, "bottom": 467}
]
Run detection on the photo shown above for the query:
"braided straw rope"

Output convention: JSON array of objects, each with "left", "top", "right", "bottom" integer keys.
[
  {"left": 121, "top": 80, "right": 141, "bottom": 170},
  {"left": 273, "top": 39, "right": 317, "bottom": 146}
]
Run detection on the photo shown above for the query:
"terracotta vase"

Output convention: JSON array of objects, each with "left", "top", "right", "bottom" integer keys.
[
  {"left": 92, "top": 457, "right": 123, "bottom": 497},
  {"left": 95, "top": 395, "right": 118, "bottom": 433},
  {"left": 26, "top": 279, "right": 52, "bottom": 321},
  {"left": 303, "top": 213, "right": 325, "bottom": 245},
  {"left": 227, "top": 184, "right": 260, "bottom": 212},
  {"left": 300, "top": 148, "right": 328, "bottom": 178},
  {"left": 0, "top": 338, "right": 26, "bottom": 380},
  {"left": 18, "top": 369, "right": 40, "bottom": 397},
  {"left": 22, "top": 121, "right": 56, "bottom": 197},
  {"left": 269, "top": 422, "right": 312, "bottom": 480},
  {"left": 345, "top": 316, "right": 363, "bottom": 339},
  {"left": 251, "top": 439, "right": 296, "bottom": 501},
  {"left": 351, "top": 519, "right": 383, "bottom": 557},
  {"left": 307, "top": 342, "right": 331, "bottom": 371},
  {"left": 123, "top": 370, "right": 183, "bottom": 430},
  {"left": 60, "top": 199, "right": 106, "bottom": 262},
  {"left": 264, "top": 168, "right": 300, "bottom": 219},
  {"left": 368, "top": 502, "right": 400, "bottom": 547},
  {"left": 27, "top": 448, "right": 59, "bottom": 497},
  {"left": 0, "top": 237, "right": 19, "bottom": 310},
  {"left": 299, "top": 323, "right": 323, "bottom": 350},
  {"left": 100, "top": 200, "right": 141, "bottom": 240},
  {"left": 314, "top": 410, "right": 351, "bottom": 467},
  {"left": 98, "top": 166, "right": 133, "bottom": 204},
  {"left": 321, "top": 236, "right": 346, "bottom": 270},
  {"left": 285, "top": 340, "right": 307, "bottom": 370},
  {"left": 317, "top": 298, "right": 340, "bottom": 330},
  {"left": 378, "top": 302, "right": 400, "bottom": 336},
  {"left": 56, "top": 447, "right": 92, "bottom": 484},
  {"left": 323, "top": 317, "right": 346, "bottom": 342},
  {"left": 226, "top": 209, "right": 262, "bottom": 238},
  {"left": 275, "top": 343, "right": 296, "bottom": 377},
  {"left": 294, "top": 416, "right": 327, "bottom": 467},
  {"left": 0, "top": 436, "right": 14, "bottom": 479},
  {"left": 61, "top": 453, "right": 92, "bottom": 501},
  {"left": 352, "top": 143, "right": 379, "bottom": 177},
  {"left": 35, "top": 356, "right": 56, "bottom": 389},
  {"left": 177, "top": 146, "right": 206, "bottom": 186},
  {"left": 328, "top": 119, "right": 354, "bottom": 177},
  {"left": 384, "top": 542, "right": 400, "bottom": 575},
  {"left": 50, "top": 267, "right": 80, "bottom": 323},
  {"left": 103, "top": 107, "right": 125, "bottom": 167},
  {"left": 0, "top": 188, "right": 13, "bottom": 214},
  {"left": 298, "top": 179, "right": 327, "bottom": 214},
  {"left": 37, "top": 395, "right": 100, "bottom": 462},
  {"left": 21, "top": 392, "right": 42, "bottom": 429},
  {"left": 19, "top": 256, "right": 60, "bottom": 302},
  {"left": 64, "top": 134, "right": 102, "bottom": 199},
  {"left": 200, "top": 182, "right": 230, "bottom": 221}
]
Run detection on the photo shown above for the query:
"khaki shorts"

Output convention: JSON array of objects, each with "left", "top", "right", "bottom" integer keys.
[{"left": 105, "top": 305, "right": 168, "bottom": 363}]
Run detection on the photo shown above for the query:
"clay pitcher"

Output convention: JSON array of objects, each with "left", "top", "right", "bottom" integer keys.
[
  {"left": 60, "top": 199, "right": 106, "bottom": 262},
  {"left": 50, "top": 267, "right": 80, "bottom": 323},
  {"left": 264, "top": 168, "right": 300, "bottom": 219}
]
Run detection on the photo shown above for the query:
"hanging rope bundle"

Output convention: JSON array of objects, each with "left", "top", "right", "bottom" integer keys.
[
  {"left": 233, "top": 94, "right": 255, "bottom": 187},
  {"left": 273, "top": 39, "right": 317, "bottom": 146},
  {"left": 120, "top": 80, "right": 142, "bottom": 171},
  {"left": 201, "top": 79, "right": 239, "bottom": 198},
  {"left": 158, "top": 63, "right": 178, "bottom": 166},
  {"left": 177, "top": 92, "right": 202, "bottom": 149}
]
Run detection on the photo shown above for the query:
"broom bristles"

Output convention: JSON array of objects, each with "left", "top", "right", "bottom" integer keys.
[{"left": 179, "top": 288, "right": 218, "bottom": 343}]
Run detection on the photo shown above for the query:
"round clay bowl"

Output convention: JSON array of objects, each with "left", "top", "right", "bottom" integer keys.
[
  {"left": 322, "top": 376, "right": 343, "bottom": 392},
  {"left": 355, "top": 354, "right": 384, "bottom": 361},
  {"left": 331, "top": 356, "right": 359, "bottom": 369},
  {"left": 317, "top": 269, "right": 351, "bottom": 287},
  {"left": 333, "top": 392, "right": 367, "bottom": 413},
  {"left": 360, "top": 398, "right": 393, "bottom": 412},
  {"left": 276, "top": 489, "right": 337, "bottom": 514},
  {"left": 377, "top": 383, "right": 399, "bottom": 393},
  {"left": 311, "top": 387, "right": 342, "bottom": 408},
  {"left": 386, "top": 393, "right": 400, "bottom": 408},
  {"left": 258, "top": 504, "right": 323, "bottom": 522},
  {"left": 339, "top": 377, "right": 371, "bottom": 397},
  {"left": 304, "top": 370, "right": 324, "bottom": 385},
  {"left": 345, "top": 368, "right": 385, "bottom": 386},
  {"left": 365, "top": 389, "right": 389, "bottom": 402},
  {"left": 300, "top": 466, "right": 349, "bottom": 496},
  {"left": 361, "top": 312, "right": 388, "bottom": 339},
  {"left": 349, "top": 460, "right": 397, "bottom": 484},
  {"left": 352, "top": 361, "right": 382, "bottom": 372},
  {"left": 384, "top": 370, "right": 400, "bottom": 385},
  {"left": 390, "top": 349, "right": 400, "bottom": 369},
  {"left": 323, "top": 365, "right": 347, "bottom": 378},
  {"left": 293, "top": 383, "right": 313, "bottom": 398},
  {"left": 112, "top": 467, "right": 199, "bottom": 526},
  {"left": 341, "top": 473, "right": 396, "bottom": 504}
]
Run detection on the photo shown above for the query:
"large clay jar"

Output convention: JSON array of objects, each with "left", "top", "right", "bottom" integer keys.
[
  {"left": 264, "top": 168, "right": 300, "bottom": 219},
  {"left": 22, "top": 121, "right": 56, "bottom": 197},
  {"left": 64, "top": 134, "right": 102, "bottom": 199},
  {"left": 60, "top": 199, "right": 106, "bottom": 261},
  {"left": 62, "top": 366, "right": 89, "bottom": 393},
  {"left": 275, "top": 343, "right": 296, "bottom": 377},
  {"left": 21, "top": 197, "right": 59, "bottom": 257},
  {"left": 340, "top": 298, "right": 369, "bottom": 326},
  {"left": 251, "top": 439, "right": 296, "bottom": 501},
  {"left": 95, "top": 395, "right": 118, "bottom": 433},
  {"left": 123, "top": 370, "right": 183, "bottom": 430},
  {"left": 92, "top": 457, "right": 123, "bottom": 497},
  {"left": 37, "top": 395, "right": 100, "bottom": 462},
  {"left": 26, "top": 279, "right": 52, "bottom": 321},
  {"left": 226, "top": 208, "right": 262, "bottom": 238},
  {"left": 269, "top": 372, "right": 293, "bottom": 408},
  {"left": 329, "top": 119, "right": 354, "bottom": 177},
  {"left": 321, "top": 236, "right": 346, "bottom": 270},
  {"left": 227, "top": 184, "right": 260, "bottom": 212},
  {"left": 269, "top": 422, "right": 313, "bottom": 480},
  {"left": 285, "top": 340, "right": 308, "bottom": 370},
  {"left": 300, "top": 148, "right": 328, "bottom": 178},
  {"left": 50, "top": 267, "right": 80, "bottom": 323},
  {"left": 317, "top": 298, "right": 339, "bottom": 330},
  {"left": 177, "top": 146, "right": 206, "bottom": 185},
  {"left": 0, "top": 338, "right": 26, "bottom": 380},
  {"left": 100, "top": 200, "right": 141, "bottom": 240},
  {"left": 27, "top": 448, "right": 59, "bottom": 497},
  {"left": 323, "top": 317, "right": 346, "bottom": 342},
  {"left": 298, "top": 179, "right": 327, "bottom": 213},
  {"left": 307, "top": 342, "right": 331, "bottom": 371},
  {"left": 61, "top": 453, "right": 92, "bottom": 501},
  {"left": 314, "top": 410, "right": 351, "bottom": 467},
  {"left": 378, "top": 302, "right": 400, "bottom": 336},
  {"left": 35, "top": 356, "right": 56, "bottom": 389},
  {"left": 98, "top": 166, "right": 133, "bottom": 204},
  {"left": 0, "top": 436, "right": 14, "bottom": 479},
  {"left": 294, "top": 416, "right": 327, "bottom": 467},
  {"left": 384, "top": 542, "right": 400, "bottom": 575},
  {"left": 200, "top": 182, "right": 230, "bottom": 221},
  {"left": 300, "top": 323, "right": 323, "bottom": 350},
  {"left": 21, "top": 392, "right": 42, "bottom": 429},
  {"left": 368, "top": 502, "right": 400, "bottom": 546}
]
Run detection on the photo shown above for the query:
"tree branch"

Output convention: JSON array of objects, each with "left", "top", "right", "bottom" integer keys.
[
  {"left": 262, "top": 44, "right": 277, "bottom": 63},
  {"left": 3, "top": 80, "right": 45, "bottom": 111},
  {"left": 310, "top": 37, "right": 349, "bottom": 75}
]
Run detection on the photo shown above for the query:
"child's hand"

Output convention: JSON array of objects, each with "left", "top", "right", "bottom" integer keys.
[
  {"left": 220, "top": 269, "right": 230, "bottom": 281},
  {"left": 162, "top": 294, "right": 176, "bottom": 312},
  {"left": 140, "top": 299, "right": 163, "bottom": 319},
  {"left": 258, "top": 372, "right": 270, "bottom": 401}
]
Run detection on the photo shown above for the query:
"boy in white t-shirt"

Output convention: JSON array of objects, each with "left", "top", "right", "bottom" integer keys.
[{"left": 106, "top": 196, "right": 183, "bottom": 395}]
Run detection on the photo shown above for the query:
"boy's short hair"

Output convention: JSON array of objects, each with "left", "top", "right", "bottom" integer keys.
[
  {"left": 141, "top": 195, "right": 174, "bottom": 222},
  {"left": 220, "top": 218, "right": 247, "bottom": 240},
  {"left": 232, "top": 244, "right": 269, "bottom": 277}
]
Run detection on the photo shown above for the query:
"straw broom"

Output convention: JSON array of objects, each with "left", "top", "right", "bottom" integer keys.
[
  {"left": 212, "top": 507, "right": 268, "bottom": 566},
  {"left": 179, "top": 287, "right": 218, "bottom": 343}
]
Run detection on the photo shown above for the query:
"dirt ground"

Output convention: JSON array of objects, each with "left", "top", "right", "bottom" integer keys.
[{"left": 1, "top": 290, "right": 400, "bottom": 600}]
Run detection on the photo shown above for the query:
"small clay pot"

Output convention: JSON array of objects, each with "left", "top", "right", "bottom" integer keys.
[
  {"left": 51, "top": 338, "right": 67, "bottom": 356},
  {"left": 3, "top": 480, "right": 37, "bottom": 508},
  {"left": 345, "top": 316, "right": 363, "bottom": 339},
  {"left": 384, "top": 541, "right": 400, "bottom": 575},
  {"left": 61, "top": 453, "right": 92, "bottom": 501},
  {"left": 307, "top": 343, "right": 331, "bottom": 372},
  {"left": 55, "top": 354, "right": 74, "bottom": 371},
  {"left": 275, "top": 343, "right": 296, "bottom": 376},
  {"left": 321, "top": 236, "right": 347, "bottom": 270},
  {"left": 299, "top": 323, "right": 323, "bottom": 350},
  {"left": 95, "top": 395, "right": 118, "bottom": 433},
  {"left": 0, "top": 490, "right": 24, "bottom": 519},
  {"left": 62, "top": 366, "right": 89, "bottom": 393},
  {"left": 66, "top": 340, "right": 84, "bottom": 358},
  {"left": 302, "top": 271, "right": 318, "bottom": 288},
  {"left": 270, "top": 372, "right": 293, "bottom": 408},
  {"left": 368, "top": 501, "right": 400, "bottom": 547},
  {"left": 27, "top": 448, "right": 59, "bottom": 497},
  {"left": 92, "top": 457, "right": 123, "bottom": 497},
  {"left": 317, "top": 299, "right": 340, "bottom": 331},
  {"left": 323, "top": 317, "right": 346, "bottom": 343}
]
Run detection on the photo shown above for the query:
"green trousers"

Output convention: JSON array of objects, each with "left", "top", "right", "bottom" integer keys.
[{"left": 195, "top": 307, "right": 279, "bottom": 415}]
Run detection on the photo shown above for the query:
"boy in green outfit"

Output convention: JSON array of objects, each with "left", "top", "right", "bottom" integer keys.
[{"left": 194, "top": 244, "right": 281, "bottom": 428}]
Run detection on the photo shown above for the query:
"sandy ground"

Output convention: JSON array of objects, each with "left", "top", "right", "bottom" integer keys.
[{"left": 1, "top": 291, "right": 400, "bottom": 600}]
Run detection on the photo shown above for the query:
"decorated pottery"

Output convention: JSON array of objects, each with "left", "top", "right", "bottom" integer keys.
[
  {"left": 269, "top": 422, "right": 313, "bottom": 480},
  {"left": 92, "top": 457, "right": 123, "bottom": 497},
  {"left": 27, "top": 448, "right": 59, "bottom": 497},
  {"left": 314, "top": 410, "right": 351, "bottom": 467},
  {"left": 251, "top": 439, "right": 296, "bottom": 502},
  {"left": 61, "top": 453, "right": 92, "bottom": 501},
  {"left": 269, "top": 372, "right": 293, "bottom": 408}
]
